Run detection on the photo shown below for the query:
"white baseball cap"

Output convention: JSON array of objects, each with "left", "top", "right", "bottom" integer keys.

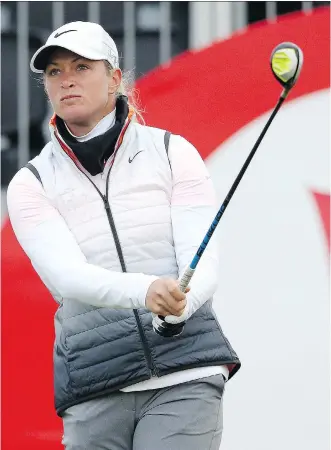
[{"left": 30, "top": 21, "right": 119, "bottom": 73}]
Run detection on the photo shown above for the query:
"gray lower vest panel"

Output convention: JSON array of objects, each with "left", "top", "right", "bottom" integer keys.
[{"left": 54, "top": 300, "right": 240, "bottom": 416}]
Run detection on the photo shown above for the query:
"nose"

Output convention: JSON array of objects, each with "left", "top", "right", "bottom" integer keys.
[{"left": 61, "top": 76, "right": 75, "bottom": 89}]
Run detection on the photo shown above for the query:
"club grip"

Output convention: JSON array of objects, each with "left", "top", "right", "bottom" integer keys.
[
  {"left": 160, "top": 266, "right": 195, "bottom": 319},
  {"left": 153, "top": 267, "right": 195, "bottom": 337},
  {"left": 178, "top": 266, "right": 195, "bottom": 292}
]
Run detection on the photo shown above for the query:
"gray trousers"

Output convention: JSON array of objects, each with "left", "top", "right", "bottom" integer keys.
[{"left": 62, "top": 374, "right": 225, "bottom": 450}]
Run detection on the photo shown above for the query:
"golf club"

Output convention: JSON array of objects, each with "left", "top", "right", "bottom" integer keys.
[{"left": 153, "top": 42, "right": 304, "bottom": 337}]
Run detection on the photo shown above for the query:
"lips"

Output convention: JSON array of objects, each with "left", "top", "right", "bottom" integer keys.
[{"left": 61, "top": 95, "right": 81, "bottom": 101}]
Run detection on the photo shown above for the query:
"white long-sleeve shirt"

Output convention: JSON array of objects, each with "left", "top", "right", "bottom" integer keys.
[{"left": 7, "top": 113, "right": 229, "bottom": 390}]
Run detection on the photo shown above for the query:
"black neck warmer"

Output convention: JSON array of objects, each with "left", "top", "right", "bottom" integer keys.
[{"left": 56, "top": 95, "right": 129, "bottom": 176}]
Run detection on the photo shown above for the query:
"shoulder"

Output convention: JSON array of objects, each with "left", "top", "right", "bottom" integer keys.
[
  {"left": 131, "top": 122, "right": 194, "bottom": 150},
  {"left": 30, "top": 141, "right": 54, "bottom": 171},
  {"left": 7, "top": 164, "right": 45, "bottom": 226},
  {"left": 7, "top": 141, "right": 53, "bottom": 194},
  {"left": 131, "top": 122, "right": 167, "bottom": 140},
  {"left": 7, "top": 162, "right": 43, "bottom": 201}
]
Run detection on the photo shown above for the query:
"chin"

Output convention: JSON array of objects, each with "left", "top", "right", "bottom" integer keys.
[{"left": 57, "top": 106, "right": 90, "bottom": 125}]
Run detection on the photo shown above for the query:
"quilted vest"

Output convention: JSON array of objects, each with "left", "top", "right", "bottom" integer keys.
[{"left": 27, "top": 121, "right": 241, "bottom": 416}]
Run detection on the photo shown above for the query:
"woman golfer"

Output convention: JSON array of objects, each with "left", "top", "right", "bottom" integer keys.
[{"left": 7, "top": 21, "right": 240, "bottom": 450}]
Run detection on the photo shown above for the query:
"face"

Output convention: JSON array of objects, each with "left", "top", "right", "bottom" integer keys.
[{"left": 44, "top": 48, "right": 121, "bottom": 130}]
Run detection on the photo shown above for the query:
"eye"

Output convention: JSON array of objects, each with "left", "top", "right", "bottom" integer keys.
[
  {"left": 47, "top": 68, "right": 60, "bottom": 76},
  {"left": 77, "top": 64, "right": 89, "bottom": 71}
]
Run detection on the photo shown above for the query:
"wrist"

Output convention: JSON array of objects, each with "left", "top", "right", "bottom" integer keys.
[{"left": 134, "top": 274, "right": 159, "bottom": 309}]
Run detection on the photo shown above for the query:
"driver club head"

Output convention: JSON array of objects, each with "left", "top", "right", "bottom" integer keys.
[{"left": 270, "top": 42, "right": 303, "bottom": 91}]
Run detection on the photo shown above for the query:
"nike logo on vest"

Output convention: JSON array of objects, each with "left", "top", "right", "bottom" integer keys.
[{"left": 128, "top": 151, "right": 143, "bottom": 163}]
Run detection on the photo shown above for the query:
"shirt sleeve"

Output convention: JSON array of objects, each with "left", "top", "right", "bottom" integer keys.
[
  {"left": 167, "top": 134, "right": 220, "bottom": 323},
  {"left": 6, "top": 169, "right": 158, "bottom": 309}
]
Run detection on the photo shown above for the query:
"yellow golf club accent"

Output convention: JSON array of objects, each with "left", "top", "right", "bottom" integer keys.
[{"left": 271, "top": 48, "right": 296, "bottom": 82}]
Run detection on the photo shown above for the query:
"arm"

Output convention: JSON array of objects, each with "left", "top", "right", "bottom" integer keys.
[
  {"left": 166, "top": 135, "right": 220, "bottom": 324},
  {"left": 7, "top": 169, "right": 158, "bottom": 309}
]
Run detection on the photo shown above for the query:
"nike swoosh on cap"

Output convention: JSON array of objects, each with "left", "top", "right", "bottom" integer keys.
[{"left": 54, "top": 30, "right": 77, "bottom": 38}]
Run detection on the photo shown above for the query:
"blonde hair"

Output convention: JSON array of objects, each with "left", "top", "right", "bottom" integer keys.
[{"left": 104, "top": 61, "right": 145, "bottom": 124}]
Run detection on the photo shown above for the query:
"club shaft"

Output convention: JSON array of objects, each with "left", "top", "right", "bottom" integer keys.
[
  {"left": 189, "top": 94, "right": 286, "bottom": 271},
  {"left": 156, "top": 93, "right": 287, "bottom": 324}
]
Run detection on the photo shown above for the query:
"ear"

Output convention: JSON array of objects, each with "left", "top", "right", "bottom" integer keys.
[{"left": 108, "top": 68, "right": 122, "bottom": 95}]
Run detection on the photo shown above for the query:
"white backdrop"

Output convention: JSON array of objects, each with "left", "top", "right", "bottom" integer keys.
[{"left": 206, "top": 89, "right": 330, "bottom": 450}]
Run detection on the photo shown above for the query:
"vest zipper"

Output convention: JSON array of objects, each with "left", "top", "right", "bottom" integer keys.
[
  {"left": 102, "top": 195, "right": 158, "bottom": 377},
  {"left": 103, "top": 170, "right": 159, "bottom": 378}
]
